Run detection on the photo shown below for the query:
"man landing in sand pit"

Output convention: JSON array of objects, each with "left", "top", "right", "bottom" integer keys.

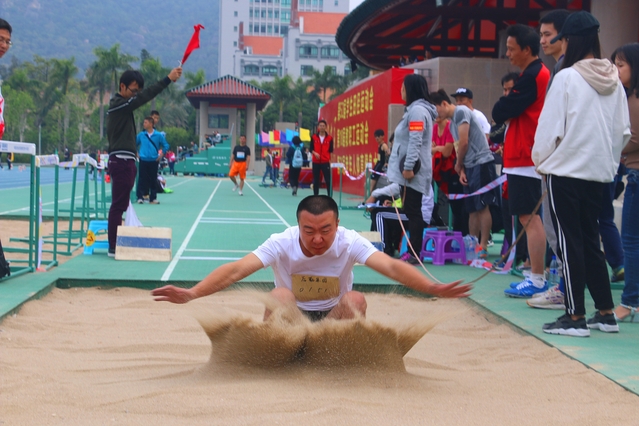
[{"left": 153, "top": 196, "right": 471, "bottom": 320}]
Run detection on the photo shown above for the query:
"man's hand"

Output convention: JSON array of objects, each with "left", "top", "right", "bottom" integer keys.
[
  {"left": 168, "top": 67, "right": 183, "bottom": 82},
  {"left": 428, "top": 280, "right": 472, "bottom": 298},
  {"left": 402, "top": 170, "right": 414, "bottom": 180},
  {"left": 152, "top": 285, "right": 194, "bottom": 304},
  {"left": 459, "top": 169, "right": 468, "bottom": 186},
  {"left": 312, "top": 151, "right": 320, "bottom": 159}
]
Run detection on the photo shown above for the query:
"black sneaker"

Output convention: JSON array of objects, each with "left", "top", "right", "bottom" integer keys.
[
  {"left": 108, "top": 248, "right": 116, "bottom": 258},
  {"left": 586, "top": 311, "right": 619, "bottom": 333},
  {"left": 542, "top": 314, "right": 590, "bottom": 337}
]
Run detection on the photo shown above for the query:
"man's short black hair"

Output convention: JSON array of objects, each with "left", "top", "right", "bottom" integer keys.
[
  {"left": 374, "top": 129, "right": 384, "bottom": 137},
  {"left": 150, "top": 110, "right": 160, "bottom": 116},
  {"left": 144, "top": 116, "right": 154, "bottom": 123},
  {"left": 429, "top": 89, "right": 451, "bottom": 106},
  {"left": 539, "top": 9, "right": 570, "bottom": 33},
  {"left": 318, "top": 119, "right": 327, "bottom": 126},
  {"left": 501, "top": 72, "right": 520, "bottom": 86},
  {"left": 0, "top": 19, "right": 12, "bottom": 34},
  {"left": 119, "top": 70, "right": 145, "bottom": 90},
  {"left": 296, "top": 195, "right": 339, "bottom": 221},
  {"left": 507, "top": 24, "right": 541, "bottom": 57}
]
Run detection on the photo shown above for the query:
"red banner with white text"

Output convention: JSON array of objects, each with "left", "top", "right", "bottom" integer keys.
[{"left": 320, "top": 68, "right": 413, "bottom": 196}]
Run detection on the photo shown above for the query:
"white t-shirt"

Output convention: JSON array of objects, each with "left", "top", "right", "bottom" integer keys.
[
  {"left": 252, "top": 226, "right": 378, "bottom": 311},
  {"left": 472, "top": 109, "right": 491, "bottom": 135}
]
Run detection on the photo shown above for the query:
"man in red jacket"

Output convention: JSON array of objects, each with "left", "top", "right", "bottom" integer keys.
[
  {"left": 310, "top": 119, "right": 334, "bottom": 197},
  {"left": 492, "top": 24, "right": 550, "bottom": 298}
]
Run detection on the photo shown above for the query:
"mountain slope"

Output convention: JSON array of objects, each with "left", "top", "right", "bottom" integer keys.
[{"left": 0, "top": 0, "right": 220, "bottom": 78}]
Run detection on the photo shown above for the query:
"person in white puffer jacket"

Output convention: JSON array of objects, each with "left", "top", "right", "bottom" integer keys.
[{"left": 533, "top": 11, "right": 631, "bottom": 338}]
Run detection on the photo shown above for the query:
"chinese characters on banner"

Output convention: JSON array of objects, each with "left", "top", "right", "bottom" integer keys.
[{"left": 320, "top": 68, "right": 413, "bottom": 196}]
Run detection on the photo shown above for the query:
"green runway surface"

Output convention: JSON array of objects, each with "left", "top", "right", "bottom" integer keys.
[{"left": 1, "top": 174, "right": 637, "bottom": 396}]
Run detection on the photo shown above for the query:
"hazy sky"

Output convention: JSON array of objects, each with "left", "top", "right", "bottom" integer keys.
[{"left": 350, "top": 0, "right": 365, "bottom": 11}]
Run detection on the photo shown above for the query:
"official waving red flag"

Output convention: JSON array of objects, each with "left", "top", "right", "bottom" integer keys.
[{"left": 181, "top": 24, "right": 205, "bottom": 65}]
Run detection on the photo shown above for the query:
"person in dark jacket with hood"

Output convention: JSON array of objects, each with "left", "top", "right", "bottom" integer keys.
[
  {"left": 106, "top": 67, "right": 182, "bottom": 256},
  {"left": 387, "top": 73, "right": 436, "bottom": 265}
]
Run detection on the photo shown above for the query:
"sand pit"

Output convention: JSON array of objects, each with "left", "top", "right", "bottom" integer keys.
[{"left": 1, "top": 287, "right": 638, "bottom": 425}]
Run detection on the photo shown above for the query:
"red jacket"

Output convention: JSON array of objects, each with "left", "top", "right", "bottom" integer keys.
[
  {"left": 492, "top": 59, "right": 549, "bottom": 168},
  {"left": 310, "top": 133, "right": 333, "bottom": 164}
]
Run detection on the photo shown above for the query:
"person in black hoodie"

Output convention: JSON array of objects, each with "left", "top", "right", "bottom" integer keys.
[{"left": 106, "top": 67, "right": 182, "bottom": 256}]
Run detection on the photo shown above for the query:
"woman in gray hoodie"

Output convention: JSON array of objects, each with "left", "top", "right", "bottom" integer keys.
[{"left": 387, "top": 74, "right": 437, "bottom": 264}]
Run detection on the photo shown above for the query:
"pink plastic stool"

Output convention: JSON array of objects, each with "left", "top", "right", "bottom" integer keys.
[{"left": 420, "top": 230, "right": 466, "bottom": 266}]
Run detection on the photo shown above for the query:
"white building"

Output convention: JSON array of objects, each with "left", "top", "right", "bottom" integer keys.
[{"left": 219, "top": 0, "right": 349, "bottom": 81}]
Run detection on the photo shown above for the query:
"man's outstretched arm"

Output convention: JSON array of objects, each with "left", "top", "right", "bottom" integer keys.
[
  {"left": 364, "top": 252, "right": 472, "bottom": 298},
  {"left": 152, "top": 253, "right": 264, "bottom": 303}
]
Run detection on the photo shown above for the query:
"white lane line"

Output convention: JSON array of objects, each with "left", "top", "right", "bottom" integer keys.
[
  {"left": 200, "top": 221, "right": 285, "bottom": 225},
  {"left": 206, "top": 209, "right": 272, "bottom": 214},
  {"left": 184, "top": 249, "right": 251, "bottom": 253},
  {"left": 166, "top": 179, "right": 195, "bottom": 189},
  {"left": 0, "top": 190, "right": 111, "bottom": 215},
  {"left": 160, "top": 180, "right": 222, "bottom": 281},
  {"left": 179, "top": 256, "right": 241, "bottom": 261},
  {"left": 245, "top": 182, "right": 291, "bottom": 228},
  {"left": 200, "top": 217, "right": 282, "bottom": 221}
]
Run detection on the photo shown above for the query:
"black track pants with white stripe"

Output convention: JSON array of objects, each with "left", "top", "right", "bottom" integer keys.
[{"left": 546, "top": 175, "right": 613, "bottom": 316}]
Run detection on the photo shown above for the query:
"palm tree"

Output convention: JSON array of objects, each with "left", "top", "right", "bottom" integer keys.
[
  {"left": 51, "top": 58, "right": 78, "bottom": 149},
  {"left": 86, "top": 62, "right": 109, "bottom": 139},
  {"left": 261, "top": 75, "right": 293, "bottom": 122},
  {"left": 310, "top": 66, "right": 340, "bottom": 103},
  {"left": 140, "top": 57, "right": 170, "bottom": 112},
  {"left": 290, "top": 77, "right": 317, "bottom": 129}
]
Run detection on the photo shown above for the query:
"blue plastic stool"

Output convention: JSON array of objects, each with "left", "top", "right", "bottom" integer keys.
[{"left": 83, "top": 220, "right": 110, "bottom": 255}]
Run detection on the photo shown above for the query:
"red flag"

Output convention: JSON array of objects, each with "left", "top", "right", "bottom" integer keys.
[{"left": 181, "top": 24, "right": 205, "bottom": 65}]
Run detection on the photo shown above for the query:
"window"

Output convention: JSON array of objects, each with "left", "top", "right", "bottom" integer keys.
[
  {"left": 261, "top": 24, "right": 266, "bottom": 33},
  {"left": 233, "top": 41, "right": 237, "bottom": 47},
  {"left": 299, "top": 45, "right": 318, "bottom": 58},
  {"left": 261, "top": 9, "right": 266, "bottom": 18},
  {"left": 281, "top": 0, "right": 291, "bottom": 6},
  {"left": 328, "top": 66, "right": 337, "bottom": 75},
  {"left": 312, "top": 0, "right": 318, "bottom": 6},
  {"left": 234, "top": 26, "right": 238, "bottom": 32},
  {"left": 334, "top": 0, "right": 338, "bottom": 5},
  {"left": 208, "top": 114, "right": 230, "bottom": 129},
  {"left": 344, "top": 63, "right": 351, "bottom": 75},
  {"left": 267, "top": 24, "right": 273, "bottom": 33},
  {"left": 243, "top": 65, "right": 260, "bottom": 76},
  {"left": 274, "top": 25, "right": 279, "bottom": 34},
  {"left": 274, "top": 10, "right": 279, "bottom": 18},
  {"left": 234, "top": 11, "right": 238, "bottom": 16},
  {"left": 321, "top": 45, "right": 340, "bottom": 59},
  {"left": 281, "top": 11, "right": 290, "bottom": 20},
  {"left": 280, "top": 25, "right": 288, "bottom": 36},
  {"left": 254, "top": 24, "right": 259, "bottom": 33},
  {"left": 249, "top": 8, "right": 253, "bottom": 17},
  {"left": 249, "top": 26, "right": 253, "bottom": 34},
  {"left": 301, "top": 65, "right": 314, "bottom": 76},
  {"left": 263, "top": 65, "right": 278, "bottom": 76},
  {"left": 268, "top": 9, "right": 273, "bottom": 18}
]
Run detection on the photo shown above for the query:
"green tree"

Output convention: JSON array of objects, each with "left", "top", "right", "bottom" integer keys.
[
  {"left": 310, "top": 66, "right": 340, "bottom": 103},
  {"left": 50, "top": 58, "right": 79, "bottom": 149},
  {"left": 1, "top": 85, "right": 35, "bottom": 142},
  {"left": 261, "top": 75, "right": 293, "bottom": 123}
]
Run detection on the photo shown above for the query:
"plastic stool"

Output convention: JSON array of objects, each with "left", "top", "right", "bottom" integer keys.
[
  {"left": 420, "top": 230, "right": 466, "bottom": 266},
  {"left": 399, "top": 228, "right": 437, "bottom": 259},
  {"left": 83, "top": 220, "right": 110, "bottom": 255}
]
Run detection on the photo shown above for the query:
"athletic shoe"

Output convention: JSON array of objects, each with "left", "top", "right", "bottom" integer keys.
[
  {"left": 232, "top": 185, "right": 238, "bottom": 192},
  {"left": 137, "top": 199, "right": 144, "bottom": 204},
  {"left": 477, "top": 247, "right": 488, "bottom": 259},
  {"left": 611, "top": 266, "right": 625, "bottom": 283},
  {"left": 526, "top": 285, "right": 564, "bottom": 309},
  {"left": 586, "top": 312, "right": 619, "bottom": 333},
  {"left": 487, "top": 238, "right": 494, "bottom": 247},
  {"left": 504, "top": 279, "right": 547, "bottom": 298},
  {"left": 543, "top": 314, "right": 590, "bottom": 337},
  {"left": 238, "top": 190, "right": 243, "bottom": 196},
  {"left": 150, "top": 200, "right": 160, "bottom": 204},
  {"left": 108, "top": 248, "right": 116, "bottom": 258},
  {"left": 400, "top": 252, "right": 420, "bottom": 265}
]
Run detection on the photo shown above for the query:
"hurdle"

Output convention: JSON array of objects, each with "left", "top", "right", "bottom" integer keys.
[
  {"left": 332, "top": 162, "right": 367, "bottom": 210},
  {"left": 0, "top": 141, "right": 39, "bottom": 278}
]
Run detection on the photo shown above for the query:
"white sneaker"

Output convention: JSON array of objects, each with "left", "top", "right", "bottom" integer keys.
[
  {"left": 238, "top": 190, "right": 243, "bottom": 196},
  {"left": 232, "top": 184, "right": 238, "bottom": 192},
  {"left": 527, "top": 285, "right": 565, "bottom": 309}
]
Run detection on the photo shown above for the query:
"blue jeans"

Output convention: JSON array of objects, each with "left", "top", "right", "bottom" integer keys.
[
  {"left": 621, "top": 169, "right": 639, "bottom": 307},
  {"left": 262, "top": 165, "right": 273, "bottom": 183},
  {"left": 599, "top": 181, "right": 624, "bottom": 269}
]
